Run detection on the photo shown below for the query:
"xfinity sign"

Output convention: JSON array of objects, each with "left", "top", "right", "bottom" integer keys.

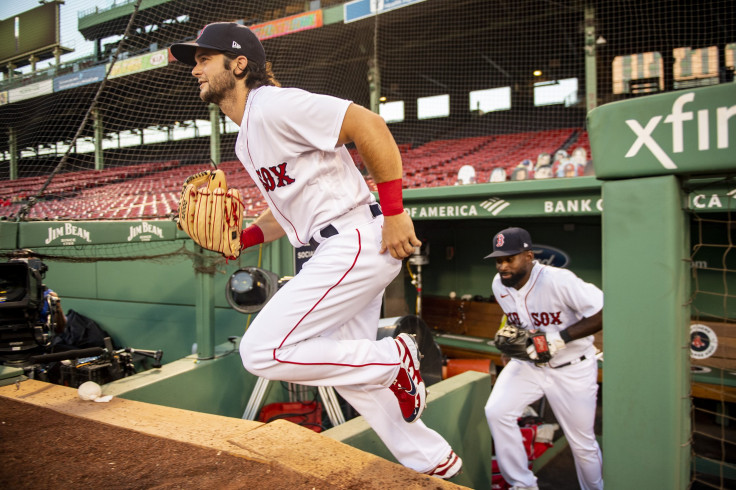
[
  {"left": 625, "top": 92, "right": 735, "bottom": 169},
  {"left": 588, "top": 83, "right": 736, "bottom": 179}
]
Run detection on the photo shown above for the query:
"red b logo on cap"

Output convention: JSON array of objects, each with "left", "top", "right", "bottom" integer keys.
[{"left": 496, "top": 233, "right": 505, "bottom": 248}]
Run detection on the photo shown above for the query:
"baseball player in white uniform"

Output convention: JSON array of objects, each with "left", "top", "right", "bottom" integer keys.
[
  {"left": 170, "top": 23, "right": 461, "bottom": 479},
  {"left": 484, "top": 227, "right": 603, "bottom": 490}
]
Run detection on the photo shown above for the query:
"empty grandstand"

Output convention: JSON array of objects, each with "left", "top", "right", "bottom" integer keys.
[{"left": 4, "top": 1, "right": 730, "bottom": 221}]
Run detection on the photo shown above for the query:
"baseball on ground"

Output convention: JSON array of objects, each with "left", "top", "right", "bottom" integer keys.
[{"left": 78, "top": 381, "right": 102, "bottom": 401}]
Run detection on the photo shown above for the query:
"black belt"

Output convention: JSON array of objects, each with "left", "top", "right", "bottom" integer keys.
[
  {"left": 537, "top": 354, "right": 589, "bottom": 369},
  {"left": 309, "top": 203, "right": 382, "bottom": 249}
]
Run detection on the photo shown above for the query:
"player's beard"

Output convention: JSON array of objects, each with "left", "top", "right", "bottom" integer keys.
[
  {"left": 500, "top": 269, "right": 527, "bottom": 289},
  {"left": 200, "top": 70, "right": 236, "bottom": 105}
]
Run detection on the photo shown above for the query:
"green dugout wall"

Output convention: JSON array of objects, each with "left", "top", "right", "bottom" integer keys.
[
  {"left": 588, "top": 83, "right": 736, "bottom": 489},
  {"left": 0, "top": 220, "right": 295, "bottom": 362},
  {"left": 1, "top": 176, "right": 606, "bottom": 349}
]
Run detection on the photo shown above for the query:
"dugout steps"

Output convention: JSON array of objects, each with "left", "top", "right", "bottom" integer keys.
[{"left": 0, "top": 378, "right": 469, "bottom": 489}]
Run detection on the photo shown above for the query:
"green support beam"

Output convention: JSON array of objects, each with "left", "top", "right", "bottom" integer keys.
[
  {"left": 368, "top": 59, "right": 380, "bottom": 114},
  {"left": 584, "top": 5, "right": 598, "bottom": 112},
  {"left": 194, "top": 248, "right": 216, "bottom": 359},
  {"left": 93, "top": 108, "right": 104, "bottom": 170},
  {"left": 209, "top": 103, "right": 221, "bottom": 166},
  {"left": 601, "top": 175, "right": 690, "bottom": 488},
  {"left": 8, "top": 127, "right": 17, "bottom": 180}
]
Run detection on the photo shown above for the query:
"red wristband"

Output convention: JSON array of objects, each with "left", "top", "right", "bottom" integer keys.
[
  {"left": 376, "top": 179, "right": 404, "bottom": 216},
  {"left": 240, "top": 224, "right": 264, "bottom": 250}
]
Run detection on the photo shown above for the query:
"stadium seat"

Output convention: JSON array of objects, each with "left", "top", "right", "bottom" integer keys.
[
  {"left": 456, "top": 165, "right": 477, "bottom": 185},
  {"left": 0, "top": 128, "right": 593, "bottom": 221}
]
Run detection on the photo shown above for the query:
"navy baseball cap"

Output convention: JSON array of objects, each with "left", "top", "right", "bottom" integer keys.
[
  {"left": 485, "top": 227, "right": 533, "bottom": 258},
  {"left": 170, "top": 22, "right": 266, "bottom": 67}
]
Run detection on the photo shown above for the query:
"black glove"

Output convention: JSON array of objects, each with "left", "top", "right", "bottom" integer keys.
[{"left": 494, "top": 325, "right": 535, "bottom": 361}]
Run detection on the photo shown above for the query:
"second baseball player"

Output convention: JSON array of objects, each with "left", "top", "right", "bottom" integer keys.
[{"left": 484, "top": 227, "right": 603, "bottom": 490}]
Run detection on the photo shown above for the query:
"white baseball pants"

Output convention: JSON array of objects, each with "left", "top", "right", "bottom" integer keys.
[
  {"left": 240, "top": 215, "right": 452, "bottom": 472},
  {"left": 485, "top": 357, "right": 603, "bottom": 490}
]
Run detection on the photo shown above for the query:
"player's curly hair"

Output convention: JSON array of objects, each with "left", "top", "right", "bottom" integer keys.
[{"left": 223, "top": 52, "right": 280, "bottom": 89}]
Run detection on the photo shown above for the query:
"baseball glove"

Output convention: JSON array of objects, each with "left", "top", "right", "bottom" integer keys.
[
  {"left": 177, "top": 169, "right": 245, "bottom": 258},
  {"left": 494, "top": 325, "right": 535, "bottom": 361},
  {"left": 494, "top": 325, "right": 558, "bottom": 363}
]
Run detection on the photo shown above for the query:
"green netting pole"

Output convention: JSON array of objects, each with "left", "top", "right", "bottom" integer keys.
[
  {"left": 8, "top": 127, "right": 17, "bottom": 180},
  {"left": 601, "top": 175, "right": 690, "bottom": 489},
  {"left": 93, "top": 108, "right": 104, "bottom": 170},
  {"left": 209, "top": 103, "right": 221, "bottom": 166},
  {"left": 584, "top": 5, "right": 598, "bottom": 112},
  {"left": 368, "top": 11, "right": 380, "bottom": 114},
  {"left": 194, "top": 249, "right": 215, "bottom": 359}
]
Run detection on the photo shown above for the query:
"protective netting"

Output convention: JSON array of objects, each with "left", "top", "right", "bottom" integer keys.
[
  {"left": 1, "top": 0, "right": 732, "bottom": 223},
  {"left": 688, "top": 179, "right": 736, "bottom": 489},
  {"left": 0, "top": 0, "right": 734, "bottom": 483}
]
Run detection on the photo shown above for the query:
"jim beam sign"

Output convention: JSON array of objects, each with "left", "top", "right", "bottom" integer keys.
[
  {"left": 30, "top": 221, "right": 174, "bottom": 247},
  {"left": 127, "top": 222, "right": 165, "bottom": 242},
  {"left": 45, "top": 223, "right": 92, "bottom": 245}
]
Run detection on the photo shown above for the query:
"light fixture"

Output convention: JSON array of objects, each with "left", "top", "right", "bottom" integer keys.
[
  {"left": 379, "top": 96, "right": 387, "bottom": 102},
  {"left": 225, "top": 267, "right": 279, "bottom": 314},
  {"left": 533, "top": 70, "right": 543, "bottom": 77}
]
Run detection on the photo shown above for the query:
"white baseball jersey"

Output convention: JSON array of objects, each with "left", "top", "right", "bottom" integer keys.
[
  {"left": 492, "top": 260, "right": 602, "bottom": 367},
  {"left": 235, "top": 86, "right": 376, "bottom": 248}
]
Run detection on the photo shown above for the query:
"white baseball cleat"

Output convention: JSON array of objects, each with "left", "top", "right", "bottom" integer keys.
[
  {"left": 390, "top": 333, "right": 427, "bottom": 423},
  {"left": 425, "top": 449, "right": 463, "bottom": 479}
]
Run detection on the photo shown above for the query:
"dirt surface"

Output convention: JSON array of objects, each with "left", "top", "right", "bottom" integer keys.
[
  {"left": 0, "top": 396, "right": 333, "bottom": 490},
  {"left": 0, "top": 381, "right": 462, "bottom": 490}
]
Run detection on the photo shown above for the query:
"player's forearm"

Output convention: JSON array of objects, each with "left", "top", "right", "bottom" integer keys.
[
  {"left": 357, "top": 127, "right": 403, "bottom": 183},
  {"left": 240, "top": 209, "right": 285, "bottom": 251},
  {"left": 251, "top": 209, "right": 285, "bottom": 243},
  {"left": 560, "top": 309, "right": 602, "bottom": 342},
  {"left": 338, "top": 104, "right": 403, "bottom": 183}
]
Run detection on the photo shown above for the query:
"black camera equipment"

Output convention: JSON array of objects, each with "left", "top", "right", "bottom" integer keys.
[
  {"left": 1, "top": 257, "right": 163, "bottom": 387},
  {"left": 29, "top": 337, "right": 164, "bottom": 388},
  {"left": 0, "top": 258, "right": 56, "bottom": 364}
]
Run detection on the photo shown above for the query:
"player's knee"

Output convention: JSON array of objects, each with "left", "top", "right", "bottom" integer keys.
[
  {"left": 239, "top": 337, "right": 273, "bottom": 376},
  {"left": 569, "top": 443, "right": 601, "bottom": 464},
  {"left": 484, "top": 400, "right": 514, "bottom": 427},
  {"left": 484, "top": 401, "right": 501, "bottom": 423},
  {"left": 240, "top": 350, "right": 272, "bottom": 378},
  {"left": 241, "top": 356, "right": 265, "bottom": 377}
]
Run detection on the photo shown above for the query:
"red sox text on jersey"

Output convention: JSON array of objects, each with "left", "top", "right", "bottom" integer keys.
[
  {"left": 506, "top": 311, "right": 563, "bottom": 327},
  {"left": 256, "top": 162, "right": 295, "bottom": 192}
]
